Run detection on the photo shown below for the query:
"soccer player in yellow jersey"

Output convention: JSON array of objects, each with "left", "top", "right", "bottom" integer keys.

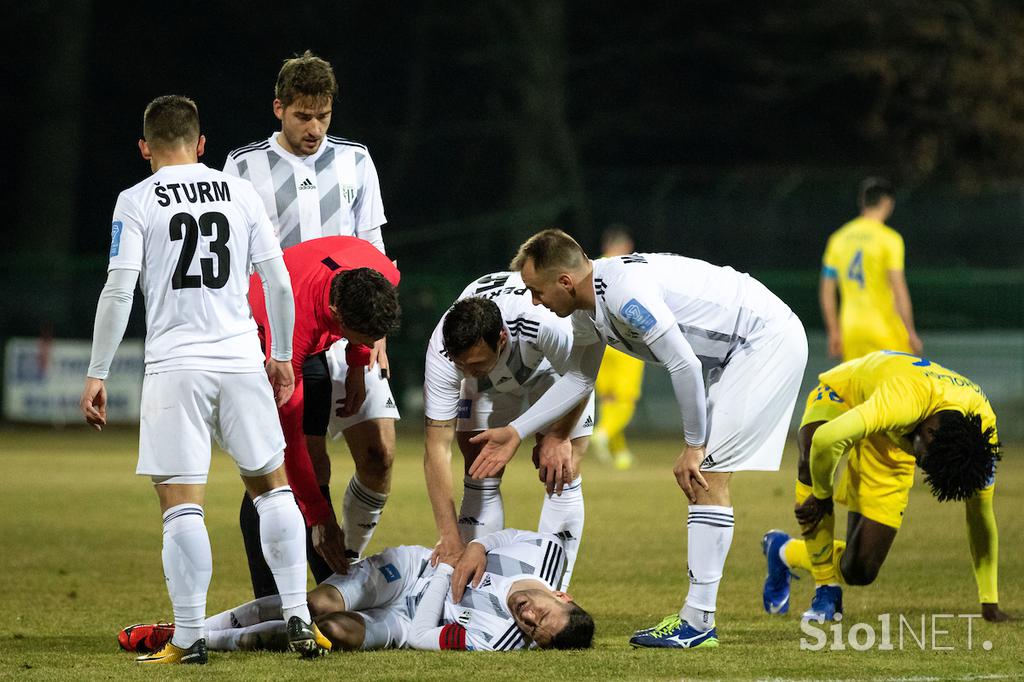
[
  {"left": 591, "top": 226, "right": 646, "bottom": 470},
  {"left": 820, "top": 178, "right": 923, "bottom": 360},
  {"left": 760, "top": 351, "right": 1006, "bottom": 623}
]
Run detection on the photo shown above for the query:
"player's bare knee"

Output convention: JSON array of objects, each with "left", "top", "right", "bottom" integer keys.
[
  {"left": 841, "top": 559, "right": 880, "bottom": 586},
  {"left": 316, "top": 615, "right": 362, "bottom": 651},
  {"left": 307, "top": 585, "right": 345, "bottom": 617},
  {"left": 356, "top": 441, "right": 393, "bottom": 491}
]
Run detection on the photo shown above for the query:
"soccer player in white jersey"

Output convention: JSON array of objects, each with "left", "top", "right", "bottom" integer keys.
[
  {"left": 423, "top": 272, "right": 593, "bottom": 589},
  {"left": 469, "top": 230, "right": 808, "bottom": 649},
  {"left": 120, "top": 529, "right": 594, "bottom": 653},
  {"left": 223, "top": 51, "right": 399, "bottom": 595},
  {"left": 79, "top": 96, "right": 330, "bottom": 664}
]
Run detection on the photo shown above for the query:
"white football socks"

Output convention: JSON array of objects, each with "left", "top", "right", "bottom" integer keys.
[
  {"left": 681, "top": 505, "right": 734, "bottom": 632},
  {"left": 459, "top": 476, "right": 504, "bottom": 542},
  {"left": 342, "top": 475, "right": 388, "bottom": 557},
  {"left": 252, "top": 487, "right": 310, "bottom": 624},
  {"left": 161, "top": 504, "right": 211, "bottom": 648},
  {"left": 538, "top": 476, "right": 584, "bottom": 590}
]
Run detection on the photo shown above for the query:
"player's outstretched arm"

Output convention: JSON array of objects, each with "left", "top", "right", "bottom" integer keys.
[
  {"left": 965, "top": 485, "right": 1008, "bottom": 622},
  {"left": 254, "top": 257, "right": 296, "bottom": 406},
  {"left": 467, "top": 426, "right": 522, "bottom": 479},
  {"left": 424, "top": 417, "right": 465, "bottom": 566}
]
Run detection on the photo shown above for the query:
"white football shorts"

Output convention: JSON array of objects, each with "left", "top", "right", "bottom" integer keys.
[
  {"left": 324, "top": 340, "right": 401, "bottom": 439},
  {"left": 321, "top": 544, "right": 432, "bottom": 650},
  {"left": 701, "top": 313, "right": 808, "bottom": 472},
  {"left": 137, "top": 370, "right": 285, "bottom": 480}
]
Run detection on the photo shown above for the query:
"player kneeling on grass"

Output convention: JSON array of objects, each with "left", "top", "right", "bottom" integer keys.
[
  {"left": 761, "top": 350, "right": 1005, "bottom": 623},
  {"left": 120, "top": 529, "right": 594, "bottom": 653}
]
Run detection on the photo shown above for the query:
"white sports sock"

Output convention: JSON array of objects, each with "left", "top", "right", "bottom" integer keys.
[
  {"left": 161, "top": 504, "right": 211, "bottom": 648},
  {"left": 537, "top": 476, "right": 584, "bottom": 590},
  {"left": 207, "top": 620, "right": 287, "bottom": 651},
  {"left": 458, "top": 477, "right": 504, "bottom": 542},
  {"left": 206, "top": 595, "right": 282, "bottom": 631},
  {"left": 342, "top": 475, "right": 388, "bottom": 557},
  {"left": 252, "top": 487, "right": 310, "bottom": 624},
  {"left": 681, "top": 505, "right": 734, "bottom": 632}
]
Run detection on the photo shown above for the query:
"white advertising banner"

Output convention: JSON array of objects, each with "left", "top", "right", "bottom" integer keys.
[{"left": 3, "top": 337, "right": 144, "bottom": 424}]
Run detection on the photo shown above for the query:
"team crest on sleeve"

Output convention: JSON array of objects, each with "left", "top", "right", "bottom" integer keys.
[
  {"left": 109, "top": 221, "right": 123, "bottom": 257},
  {"left": 620, "top": 298, "right": 658, "bottom": 333},
  {"left": 377, "top": 563, "right": 401, "bottom": 583}
]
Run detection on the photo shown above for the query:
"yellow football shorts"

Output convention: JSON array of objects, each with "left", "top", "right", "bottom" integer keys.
[{"left": 800, "top": 384, "right": 915, "bottom": 529}]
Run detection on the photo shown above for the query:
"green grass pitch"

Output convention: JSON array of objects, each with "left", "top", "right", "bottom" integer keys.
[{"left": 1, "top": 427, "right": 1021, "bottom": 680}]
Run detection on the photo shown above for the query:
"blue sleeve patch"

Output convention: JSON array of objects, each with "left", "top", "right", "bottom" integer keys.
[
  {"left": 457, "top": 399, "right": 472, "bottom": 419},
  {"left": 378, "top": 563, "right": 401, "bottom": 583},
  {"left": 619, "top": 298, "right": 658, "bottom": 334},
  {"left": 110, "top": 221, "right": 123, "bottom": 257},
  {"left": 821, "top": 265, "right": 838, "bottom": 279}
]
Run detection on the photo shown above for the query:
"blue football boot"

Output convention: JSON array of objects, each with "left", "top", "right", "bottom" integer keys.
[
  {"left": 629, "top": 615, "right": 719, "bottom": 649},
  {"left": 801, "top": 585, "right": 843, "bottom": 622},
  {"left": 762, "top": 529, "right": 797, "bottom": 614}
]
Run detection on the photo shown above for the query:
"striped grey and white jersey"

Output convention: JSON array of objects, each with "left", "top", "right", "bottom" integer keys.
[
  {"left": 423, "top": 272, "right": 574, "bottom": 421},
  {"left": 410, "top": 529, "right": 566, "bottom": 651},
  {"left": 223, "top": 133, "right": 386, "bottom": 251},
  {"left": 575, "top": 253, "right": 794, "bottom": 372}
]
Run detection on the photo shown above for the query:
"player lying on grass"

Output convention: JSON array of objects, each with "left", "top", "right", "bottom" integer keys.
[
  {"left": 120, "top": 529, "right": 594, "bottom": 653},
  {"left": 424, "top": 272, "right": 592, "bottom": 588},
  {"left": 762, "top": 350, "right": 1005, "bottom": 623}
]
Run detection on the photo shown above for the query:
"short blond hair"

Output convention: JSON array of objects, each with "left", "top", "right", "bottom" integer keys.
[{"left": 510, "top": 229, "right": 588, "bottom": 273}]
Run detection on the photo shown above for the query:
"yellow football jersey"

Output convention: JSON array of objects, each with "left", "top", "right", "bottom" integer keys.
[
  {"left": 810, "top": 350, "right": 998, "bottom": 498},
  {"left": 822, "top": 217, "right": 910, "bottom": 358}
]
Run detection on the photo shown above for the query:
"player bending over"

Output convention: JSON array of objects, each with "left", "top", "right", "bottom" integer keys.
[
  {"left": 469, "top": 230, "right": 808, "bottom": 649},
  {"left": 762, "top": 350, "right": 1005, "bottom": 623},
  {"left": 424, "top": 272, "right": 592, "bottom": 588},
  {"left": 119, "top": 529, "right": 594, "bottom": 653}
]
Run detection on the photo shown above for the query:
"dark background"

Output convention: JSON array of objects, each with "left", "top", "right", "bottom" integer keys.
[{"left": 4, "top": 0, "right": 1023, "bottom": 400}]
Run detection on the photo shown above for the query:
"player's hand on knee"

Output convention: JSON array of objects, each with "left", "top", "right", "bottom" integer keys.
[
  {"left": 80, "top": 378, "right": 108, "bottom": 430},
  {"left": 982, "top": 603, "right": 1010, "bottom": 623},
  {"left": 341, "top": 366, "right": 367, "bottom": 417},
  {"left": 673, "top": 445, "right": 709, "bottom": 503},
  {"left": 265, "top": 359, "right": 295, "bottom": 407},
  {"left": 794, "top": 493, "right": 833, "bottom": 529},
  {"left": 312, "top": 517, "right": 350, "bottom": 575},
  {"left": 369, "top": 338, "right": 390, "bottom": 379},
  {"left": 535, "top": 434, "right": 572, "bottom": 495},
  {"left": 451, "top": 542, "right": 487, "bottom": 602},
  {"left": 467, "top": 427, "right": 521, "bottom": 479},
  {"left": 431, "top": 535, "right": 466, "bottom": 568}
]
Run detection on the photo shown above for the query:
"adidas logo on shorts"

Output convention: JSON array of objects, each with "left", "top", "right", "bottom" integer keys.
[
  {"left": 583, "top": 416, "right": 594, "bottom": 428},
  {"left": 385, "top": 397, "right": 395, "bottom": 409},
  {"left": 458, "top": 516, "right": 484, "bottom": 526}
]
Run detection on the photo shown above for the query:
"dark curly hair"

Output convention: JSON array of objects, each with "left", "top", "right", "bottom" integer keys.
[
  {"left": 548, "top": 602, "right": 595, "bottom": 650},
  {"left": 329, "top": 268, "right": 400, "bottom": 339},
  {"left": 442, "top": 297, "right": 502, "bottom": 358},
  {"left": 919, "top": 411, "right": 1001, "bottom": 502}
]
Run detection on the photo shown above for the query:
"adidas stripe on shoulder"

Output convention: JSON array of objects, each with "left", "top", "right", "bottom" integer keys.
[
  {"left": 228, "top": 140, "right": 271, "bottom": 160},
  {"left": 326, "top": 135, "right": 368, "bottom": 151}
]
